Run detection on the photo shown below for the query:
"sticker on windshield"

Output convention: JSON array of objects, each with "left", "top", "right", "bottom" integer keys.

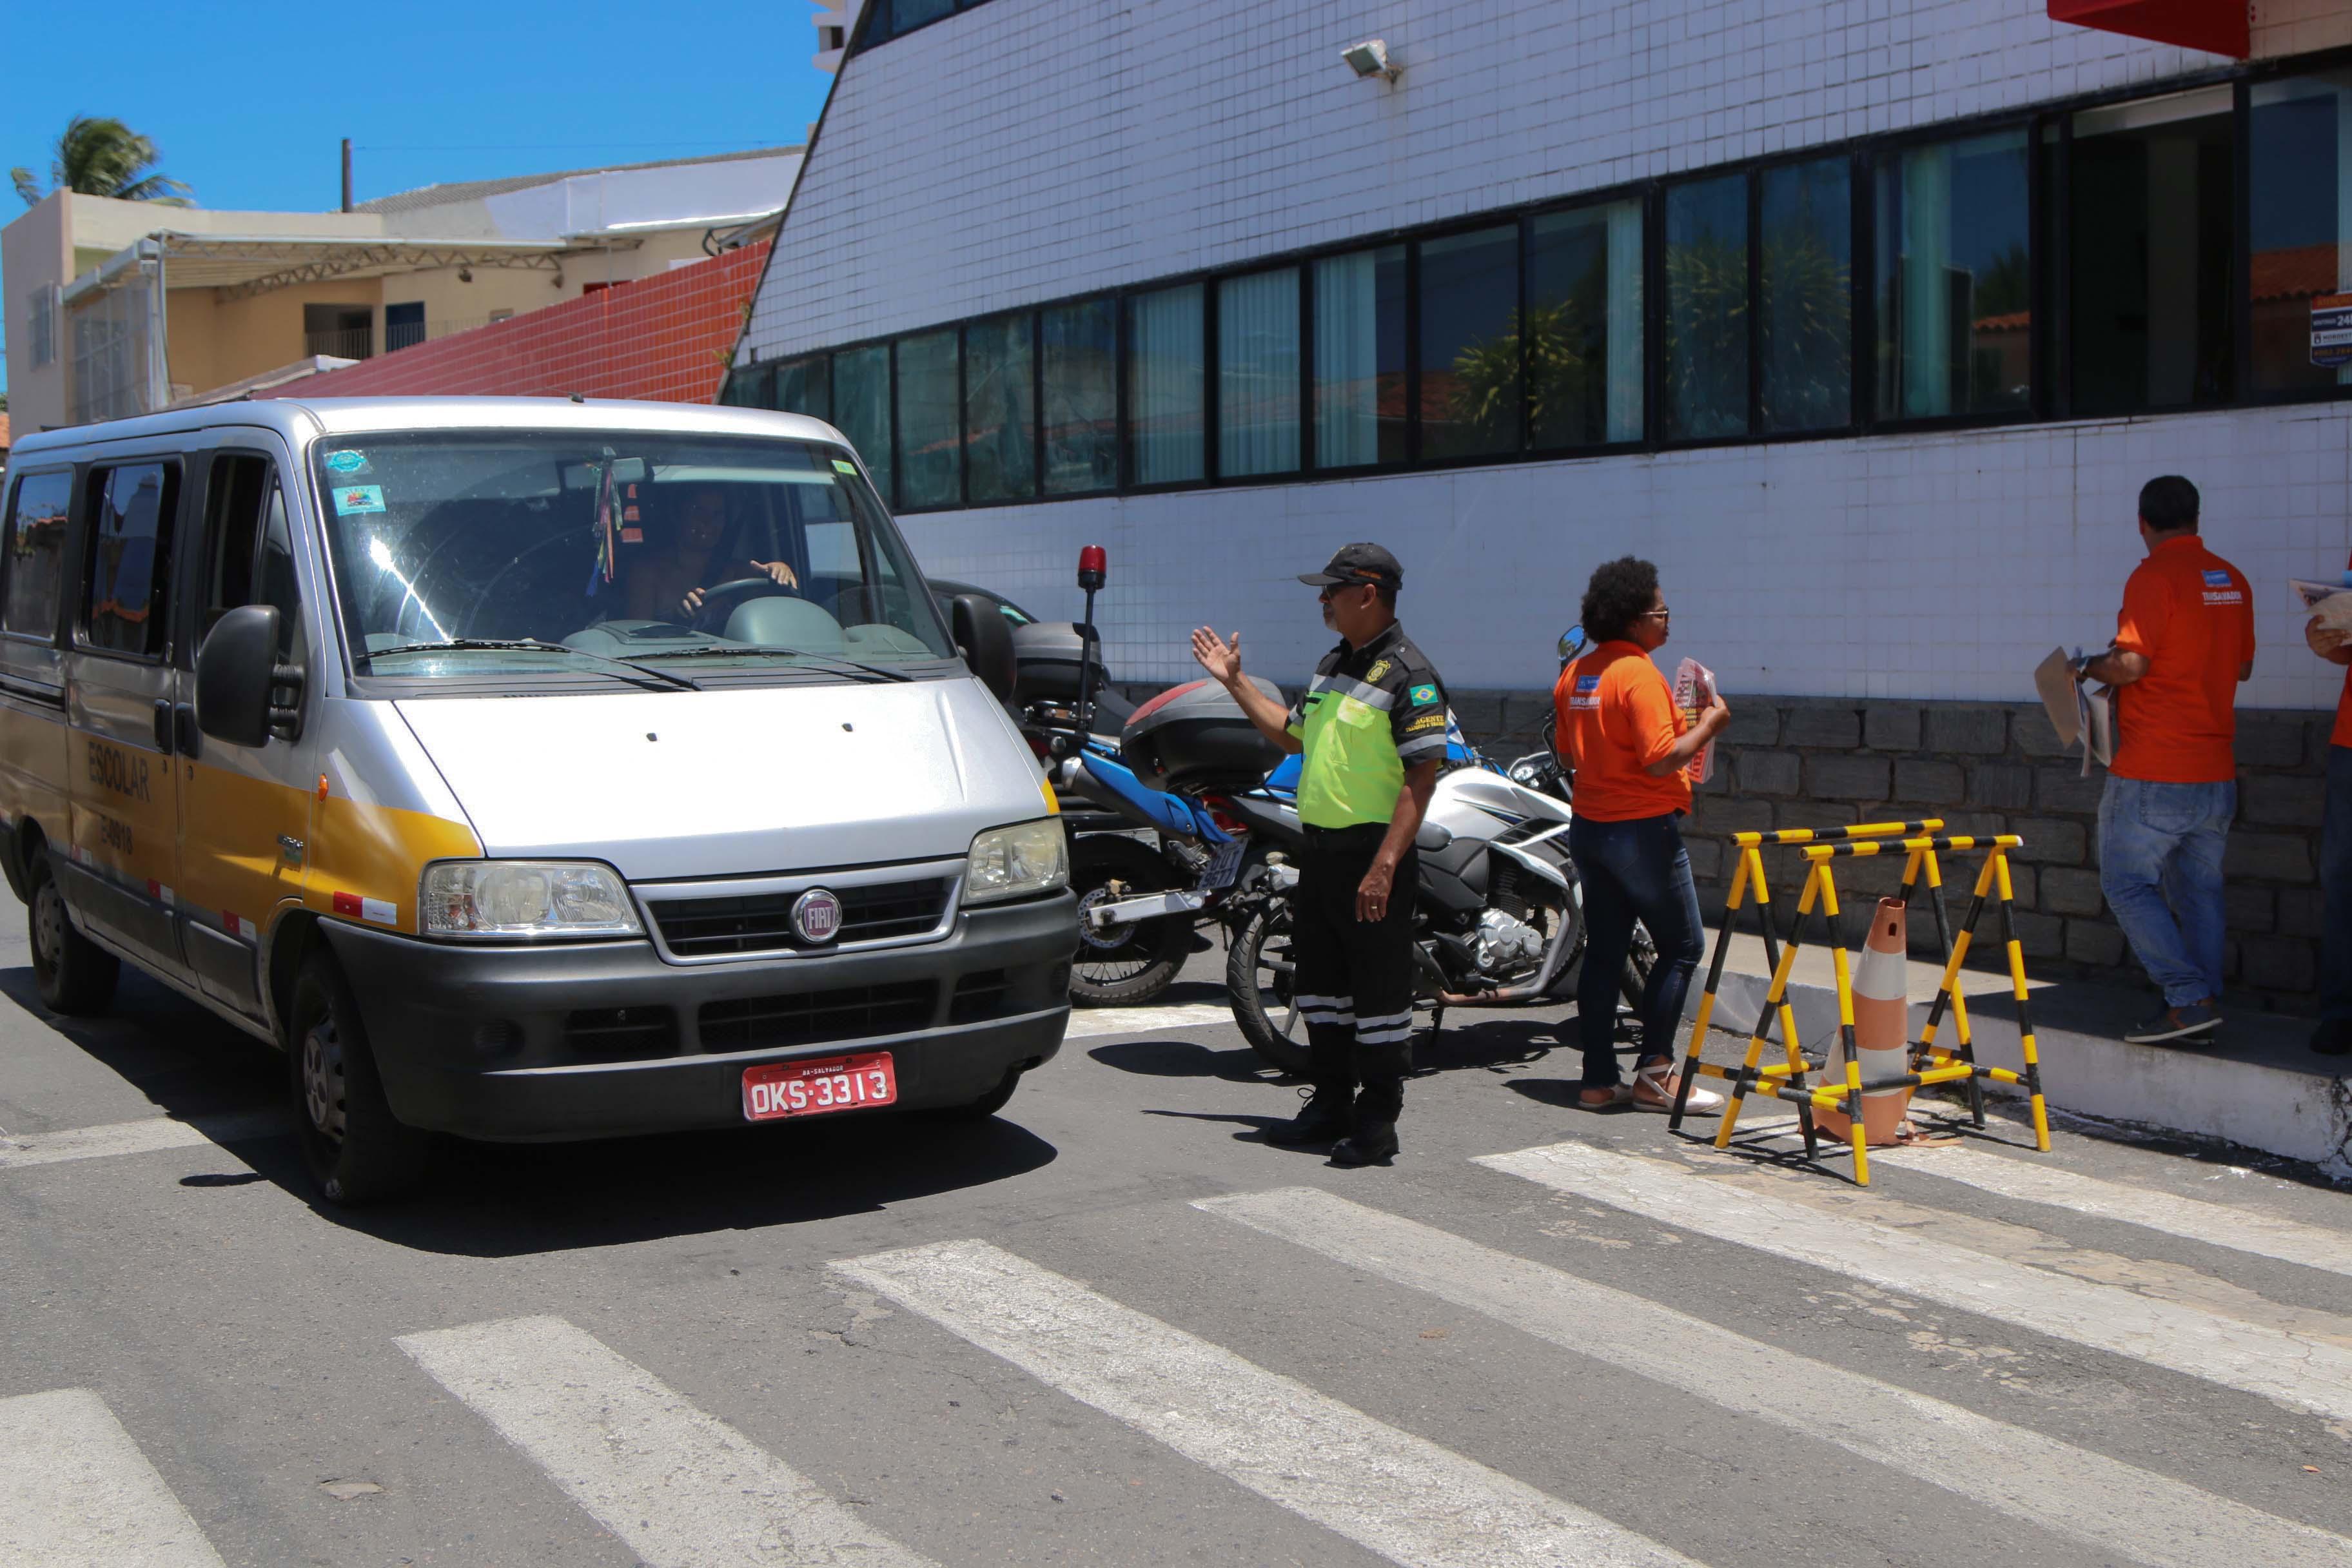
[
  {"left": 831, "top": 458, "right": 858, "bottom": 475},
  {"left": 331, "top": 484, "right": 386, "bottom": 515},
  {"left": 323, "top": 449, "right": 369, "bottom": 474}
]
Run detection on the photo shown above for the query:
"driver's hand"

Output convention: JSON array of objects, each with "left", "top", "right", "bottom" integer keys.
[
  {"left": 754, "top": 559, "right": 800, "bottom": 590},
  {"left": 680, "top": 586, "right": 705, "bottom": 617}
]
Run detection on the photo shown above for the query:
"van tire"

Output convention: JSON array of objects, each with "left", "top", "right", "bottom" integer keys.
[
  {"left": 288, "top": 951, "right": 428, "bottom": 1205},
  {"left": 28, "top": 856, "right": 117, "bottom": 1017}
]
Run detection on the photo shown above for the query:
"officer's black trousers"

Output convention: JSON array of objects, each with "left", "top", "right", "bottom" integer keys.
[{"left": 1290, "top": 824, "right": 1418, "bottom": 1121}]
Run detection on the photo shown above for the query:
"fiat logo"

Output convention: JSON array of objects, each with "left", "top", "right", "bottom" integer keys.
[{"left": 791, "top": 888, "right": 843, "bottom": 945}]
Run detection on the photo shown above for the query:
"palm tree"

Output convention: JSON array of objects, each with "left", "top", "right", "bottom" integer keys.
[{"left": 12, "top": 117, "right": 192, "bottom": 208}]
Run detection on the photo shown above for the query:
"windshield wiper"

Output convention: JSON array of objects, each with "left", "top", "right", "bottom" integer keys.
[
  {"left": 358, "top": 638, "right": 701, "bottom": 692},
  {"left": 637, "top": 644, "right": 916, "bottom": 683}
]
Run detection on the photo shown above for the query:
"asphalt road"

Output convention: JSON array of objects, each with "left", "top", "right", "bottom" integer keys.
[{"left": 2, "top": 912, "right": 2350, "bottom": 1567}]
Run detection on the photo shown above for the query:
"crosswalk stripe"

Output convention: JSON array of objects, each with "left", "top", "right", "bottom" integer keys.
[
  {"left": 396, "top": 1316, "right": 937, "bottom": 1568},
  {"left": 834, "top": 1238, "right": 1700, "bottom": 1568},
  {"left": 1061, "top": 1003, "right": 1235, "bottom": 1040},
  {"left": 1478, "top": 1140, "right": 2352, "bottom": 1426},
  {"left": 0, "top": 1111, "right": 280, "bottom": 1172},
  {"left": 1869, "top": 1144, "right": 2352, "bottom": 1280},
  {"left": 1199, "top": 1187, "right": 2351, "bottom": 1568},
  {"left": 0, "top": 1387, "right": 227, "bottom": 1567}
]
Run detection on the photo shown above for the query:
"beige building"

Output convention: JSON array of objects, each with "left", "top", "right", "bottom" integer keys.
[{"left": 4, "top": 148, "right": 801, "bottom": 432}]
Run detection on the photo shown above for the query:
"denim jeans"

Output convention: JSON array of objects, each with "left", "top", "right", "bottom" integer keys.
[
  {"left": 1567, "top": 812, "right": 1707, "bottom": 1088},
  {"left": 2324, "top": 746, "right": 2352, "bottom": 1023},
  {"left": 2097, "top": 775, "right": 2234, "bottom": 1009}
]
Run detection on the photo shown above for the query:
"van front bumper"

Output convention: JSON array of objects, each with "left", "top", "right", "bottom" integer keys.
[{"left": 318, "top": 892, "right": 1074, "bottom": 1142}]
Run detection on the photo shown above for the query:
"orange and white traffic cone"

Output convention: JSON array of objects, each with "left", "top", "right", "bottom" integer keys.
[{"left": 1816, "top": 899, "right": 1915, "bottom": 1146}]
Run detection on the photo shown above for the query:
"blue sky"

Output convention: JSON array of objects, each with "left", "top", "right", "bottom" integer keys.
[{"left": 3, "top": 0, "right": 835, "bottom": 393}]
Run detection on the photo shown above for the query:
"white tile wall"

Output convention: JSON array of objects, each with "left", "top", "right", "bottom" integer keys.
[{"left": 747, "top": 0, "right": 2352, "bottom": 712}]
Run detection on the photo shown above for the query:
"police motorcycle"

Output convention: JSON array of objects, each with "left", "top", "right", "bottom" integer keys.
[
  {"left": 1222, "top": 626, "right": 1656, "bottom": 1076},
  {"left": 1009, "top": 549, "right": 1307, "bottom": 1005}
]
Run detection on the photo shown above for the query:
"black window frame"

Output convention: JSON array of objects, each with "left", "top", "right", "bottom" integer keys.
[
  {"left": 77, "top": 458, "right": 184, "bottom": 664},
  {"left": 741, "top": 45, "right": 2352, "bottom": 516},
  {"left": 0, "top": 465, "right": 76, "bottom": 649}
]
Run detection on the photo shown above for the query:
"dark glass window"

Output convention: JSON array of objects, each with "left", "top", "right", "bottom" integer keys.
[
  {"left": 1218, "top": 268, "right": 1300, "bottom": 477},
  {"left": 964, "top": 313, "right": 1036, "bottom": 503},
  {"left": 1526, "top": 201, "right": 1644, "bottom": 448},
  {"left": 1664, "top": 175, "right": 1750, "bottom": 440},
  {"left": 890, "top": 0, "right": 952, "bottom": 35},
  {"left": 2, "top": 471, "right": 70, "bottom": 642},
  {"left": 1042, "top": 299, "right": 1117, "bottom": 494},
  {"left": 1876, "top": 130, "right": 2033, "bottom": 419},
  {"left": 1311, "top": 246, "right": 1407, "bottom": 468},
  {"left": 774, "top": 355, "right": 830, "bottom": 420},
  {"left": 1126, "top": 284, "right": 1204, "bottom": 485},
  {"left": 1760, "top": 157, "right": 1852, "bottom": 433},
  {"left": 896, "top": 329, "right": 962, "bottom": 509},
  {"left": 197, "top": 455, "right": 300, "bottom": 662},
  {"left": 1418, "top": 226, "right": 1520, "bottom": 460},
  {"left": 2068, "top": 88, "right": 2235, "bottom": 414},
  {"left": 84, "top": 462, "right": 178, "bottom": 658},
  {"left": 2249, "top": 72, "right": 2352, "bottom": 395},
  {"left": 834, "top": 345, "right": 893, "bottom": 504},
  {"left": 718, "top": 362, "right": 772, "bottom": 408}
]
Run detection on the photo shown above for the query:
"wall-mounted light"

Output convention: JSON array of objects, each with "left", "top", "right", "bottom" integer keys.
[
  {"left": 1341, "top": 39, "right": 1398, "bottom": 83},
  {"left": 456, "top": 266, "right": 473, "bottom": 283}
]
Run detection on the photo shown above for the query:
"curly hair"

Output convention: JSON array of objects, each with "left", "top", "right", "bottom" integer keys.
[{"left": 1579, "top": 556, "right": 1661, "bottom": 645}]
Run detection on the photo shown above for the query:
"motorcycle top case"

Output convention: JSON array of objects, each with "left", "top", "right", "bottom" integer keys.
[
  {"left": 1122, "top": 678, "right": 1286, "bottom": 792},
  {"left": 1009, "top": 621, "right": 1113, "bottom": 706}
]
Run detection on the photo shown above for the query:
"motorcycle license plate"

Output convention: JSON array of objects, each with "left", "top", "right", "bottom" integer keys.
[
  {"left": 1199, "top": 838, "right": 1248, "bottom": 892},
  {"left": 742, "top": 1053, "right": 897, "bottom": 1121}
]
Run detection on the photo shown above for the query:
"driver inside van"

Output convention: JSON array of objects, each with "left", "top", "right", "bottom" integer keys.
[{"left": 623, "top": 485, "right": 799, "bottom": 623}]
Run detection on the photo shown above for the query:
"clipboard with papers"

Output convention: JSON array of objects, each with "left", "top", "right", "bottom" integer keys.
[{"left": 2033, "top": 646, "right": 2112, "bottom": 778}]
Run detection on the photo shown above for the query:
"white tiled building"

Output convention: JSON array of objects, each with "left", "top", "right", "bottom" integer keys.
[{"left": 734, "top": 0, "right": 2352, "bottom": 716}]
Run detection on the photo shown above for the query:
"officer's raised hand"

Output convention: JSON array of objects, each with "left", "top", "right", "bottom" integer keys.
[{"left": 1190, "top": 627, "right": 1243, "bottom": 683}]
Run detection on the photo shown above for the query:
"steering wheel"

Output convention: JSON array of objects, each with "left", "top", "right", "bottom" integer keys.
[{"left": 690, "top": 576, "right": 792, "bottom": 634}]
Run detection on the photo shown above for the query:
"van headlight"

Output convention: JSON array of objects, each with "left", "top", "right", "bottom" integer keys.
[
  {"left": 965, "top": 819, "right": 1068, "bottom": 905},
  {"left": 421, "top": 861, "right": 645, "bottom": 939}
]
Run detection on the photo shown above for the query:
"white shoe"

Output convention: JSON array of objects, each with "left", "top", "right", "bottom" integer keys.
[{"left": 1632, "top": 1061, "right": 1723, "bottom": 1114}]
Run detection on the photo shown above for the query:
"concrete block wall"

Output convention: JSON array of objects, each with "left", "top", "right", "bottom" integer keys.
[{"left": 1437, "top": 690, "right": 2333, "bottom": 1013}]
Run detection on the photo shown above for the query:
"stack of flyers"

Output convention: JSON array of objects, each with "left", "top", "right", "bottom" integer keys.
[{"left": 1673, "top": 657, "right": 1716, "bottom": 787}]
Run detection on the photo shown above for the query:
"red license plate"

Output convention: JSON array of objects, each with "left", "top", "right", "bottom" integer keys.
[{"left": 742, "top": 1052, "right": 897, "bottom": 1121}]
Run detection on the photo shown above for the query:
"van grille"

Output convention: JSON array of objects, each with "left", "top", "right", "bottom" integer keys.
[
  {"left": 563, "top": 1006, "right": 676, "bottom": 1062},
  {"left": 698, "top": 981, "right": 937, "bottom": 1052},
  {"left": 646, "top": 877, "right": 954, "bottom": 958}
]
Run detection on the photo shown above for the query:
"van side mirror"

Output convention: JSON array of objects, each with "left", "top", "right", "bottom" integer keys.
[
  {"left": 197, "top": 605, "right": 304, "bottom": 747},
  {"left": 949, "top": 592, "right": 1017, "bottom": 703}
]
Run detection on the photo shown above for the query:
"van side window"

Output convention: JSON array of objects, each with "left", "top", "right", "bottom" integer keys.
[
  {"left": 83, "top": 461, "right": 180, "bottom": 658},
  {"left": 197, "top": 455, "right": 301, "bottom": 662},
  {"left": 1, "top": 471, "right": 72, "bottom": 641}
]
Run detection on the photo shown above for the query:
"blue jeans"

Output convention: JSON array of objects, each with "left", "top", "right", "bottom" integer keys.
[
  {"left": 1567, "top": 812, "right": 1706, "bottom": 1088},
  {"left": 2098, "top": 776, "right": 2233, "bottom": 1009},
  {"left": 2324, "top": 747, "right": 2352, "bottom": 1023}
]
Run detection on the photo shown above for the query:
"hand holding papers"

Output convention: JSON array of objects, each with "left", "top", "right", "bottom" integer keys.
[
  {"left": 2290, "top": 578, "right": 2352, "bottom": 634},
  {"left": 2033, "top": 646, "right": 2112, "bottom": 778}
]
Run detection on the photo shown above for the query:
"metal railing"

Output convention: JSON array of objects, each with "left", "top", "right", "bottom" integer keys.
[{"left": 304, "top": 327, "right": 372, "bottom": 361}]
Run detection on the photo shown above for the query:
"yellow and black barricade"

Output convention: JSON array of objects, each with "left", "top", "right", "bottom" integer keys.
[{"left": 1666, "top": 826, "right": 2049, "bottom": 1185}]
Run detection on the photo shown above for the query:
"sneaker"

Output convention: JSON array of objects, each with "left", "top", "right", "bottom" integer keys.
[
  {"left": 2124, "top": 1001, "right": 2221, "bottom": 1045},
  {"left": 2313, "top": 1020, "right": 2352, "bottom": 1057}
]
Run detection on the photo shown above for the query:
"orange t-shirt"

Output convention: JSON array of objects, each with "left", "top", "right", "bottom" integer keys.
[
  {"left": 1555, "top": 642, "right": 1690, "bottom": 821},
  {"left": 2335, "top": 549, "right": 2352, "bottom": 752},
  {"left": 2109, "top": 535, "right": 2255, "bottom": 785}
]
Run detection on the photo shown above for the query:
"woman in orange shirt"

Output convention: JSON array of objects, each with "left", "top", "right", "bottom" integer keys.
[{"left": 1555, "top": 557, "right": 1729, "bottom": 1110}]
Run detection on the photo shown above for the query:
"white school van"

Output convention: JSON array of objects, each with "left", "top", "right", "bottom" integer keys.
[{"left": 0, "top": 398, "right": 1071, "bottom": 1202}]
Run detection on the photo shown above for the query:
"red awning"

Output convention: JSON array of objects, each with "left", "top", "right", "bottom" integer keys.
[{"left": 2046, "top": 0, "right": 2247, "bottom": 57}]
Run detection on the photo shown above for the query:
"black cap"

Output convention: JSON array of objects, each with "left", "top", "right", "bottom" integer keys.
[{"left": 1297, "top": 542, "right": 1403, "bottom": 591}]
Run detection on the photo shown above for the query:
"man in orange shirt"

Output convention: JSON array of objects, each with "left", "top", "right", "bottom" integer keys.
[
  {"left": 2077, "top": 476, "right": 2254, "bottom": 1044},
  {"left": 2306, "top": 547, "right": 2351, "bottom": 1057}
]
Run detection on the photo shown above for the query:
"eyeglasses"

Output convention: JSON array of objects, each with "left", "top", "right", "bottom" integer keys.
[{"left": 1638, "top": 607, "right": 1672, "bottom": 623}]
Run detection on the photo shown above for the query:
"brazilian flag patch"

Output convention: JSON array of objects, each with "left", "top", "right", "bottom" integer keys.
[{"left": 1409, "top": 683, "right": 1438, "bottom": 705}]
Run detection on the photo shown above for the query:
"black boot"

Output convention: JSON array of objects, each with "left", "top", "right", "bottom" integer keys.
[
  {"left": 1331, "top": 1044, "right": 1408, "bottom": 1167},
  {"left": 1269, "top": 1030, "right": 1357, "bottom": 1146},
  {"left": 1267, "top": 1086, "right": 1354, "bottom": 1145}
]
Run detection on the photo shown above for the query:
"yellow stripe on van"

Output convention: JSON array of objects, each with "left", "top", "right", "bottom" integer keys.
[{"left": 305, "top": 794, "right": 484, "bottom": 933}]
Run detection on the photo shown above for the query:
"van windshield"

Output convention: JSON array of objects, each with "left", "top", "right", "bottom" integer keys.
[{"left": 310, "top": 431, "right": 956, "bottom": 686}]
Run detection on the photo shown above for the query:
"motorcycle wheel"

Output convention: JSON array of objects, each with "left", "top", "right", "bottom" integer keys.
[
  {"left": 1226, "top": 899, "right": 1311, "bottom": 1076},
  {"left": 1069, "top": 836, "right": 1192, "bottom": 1006}
]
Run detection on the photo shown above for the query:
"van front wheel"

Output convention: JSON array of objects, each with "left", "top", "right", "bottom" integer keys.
[
  {"left": 289, "top": 952, "right": 428, "bottom": 1205},
  {"left": 28, "top": 857, "right": 117, "bottom": 1016}
]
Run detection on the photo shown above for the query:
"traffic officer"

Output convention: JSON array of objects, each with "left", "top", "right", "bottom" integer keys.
[{"left": 1191, "top": 543, "right": 1449, "bottom": 1166}]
